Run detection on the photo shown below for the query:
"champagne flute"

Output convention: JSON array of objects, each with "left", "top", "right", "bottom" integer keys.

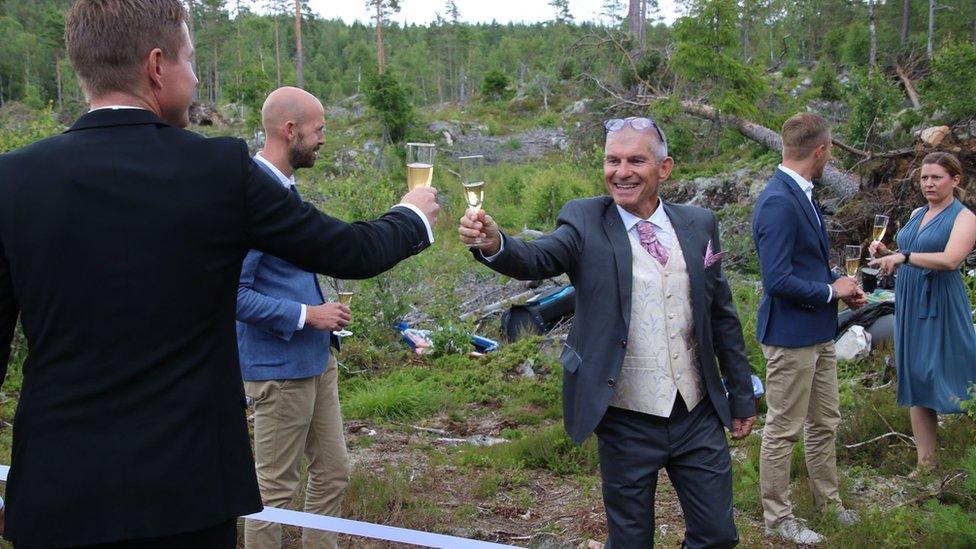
[
  {"left": 406, "top": 143, "right": 435, "bottom": 190},
  {"left": 872, "top": 215, "right": 889, "bottom": 243},
  {"left": 844, "top": 245, "right": 862, "bottom": 278},
  {"left": 333, "top": 281, "right": 354, "bottom": 338},
  {"left": 870, "top": 214, "right": 889, "bottom": 259},
  {"left": 459, "top": 155, "right": 486, "bottom": 245}
]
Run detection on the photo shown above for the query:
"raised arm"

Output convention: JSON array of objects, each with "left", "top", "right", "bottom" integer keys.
[
  {"left": 462, "top": 201, "right": 584, "bottom": 281},
  {"left": 240, "top": 143, "right": 435, "bottom": 280}
]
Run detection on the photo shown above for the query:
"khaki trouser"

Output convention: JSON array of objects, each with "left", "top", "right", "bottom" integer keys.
[
  {"left": 244, "top": 355, "right": 350, "bottom": 549},
  {"left": 759, "top": 341, "right": 842, "bottom": 528}
]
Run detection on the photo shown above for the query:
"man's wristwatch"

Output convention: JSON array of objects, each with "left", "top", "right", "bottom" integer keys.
[{"left": 903, "top": 251, "right": 911, "bottom": 265}]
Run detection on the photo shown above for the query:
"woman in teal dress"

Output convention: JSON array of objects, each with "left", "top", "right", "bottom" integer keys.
[{"left": 870, "top": 152, "right": 976, "bottom": 471}]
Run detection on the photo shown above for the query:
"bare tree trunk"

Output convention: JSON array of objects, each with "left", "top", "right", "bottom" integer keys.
[
  {"left": 711, "top": 117, "right": 721, "bottom": 156},
  {"left": 295, "top": 0, "right": 304, "bottom": 87},
  {"left": 741, "top": 25, "right": 750, "bottom": 62},
  {"left": 55, "top": 52, "right": 62, "bottom": 111},
  {"left": 639, "top": 0, "right": 647, "bottom": 47},
  {"left": 212, "top": 37, "right": 219, "bottom": 102},
  {"left": 459, "top": 67, "right": 467, "bottom": 105},
  {"left": 186, "top": 0, "right": 198, "bottom": 99},
  {"left": 627, "top": 0, "right": 641, "bottom": 42},
  {"left": 274, "top": 17, "right": 281, "bottom": 87},
  {"left": 375, "top": 1, "right": 386, "bottom": 74},
  {"left": 901, "top": 0, "right": 911, "bottom": 44},
  {"left": 895, "top": 64, "right": 923, "bottom": 108},
  {"left": 927, "top": 0, "right": 935, "bottom": 58},
  {"left": 868, "top": 0, "right": 877, "bottom": 67}
]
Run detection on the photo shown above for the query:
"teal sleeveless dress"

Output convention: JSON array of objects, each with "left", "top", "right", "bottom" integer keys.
[{"left": 894, "top": 199, "right": 976, "bottom": 413}]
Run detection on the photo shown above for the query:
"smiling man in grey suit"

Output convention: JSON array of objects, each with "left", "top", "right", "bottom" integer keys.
[{"left": 459, "top": 118, "right": 756, "bottom": 548}]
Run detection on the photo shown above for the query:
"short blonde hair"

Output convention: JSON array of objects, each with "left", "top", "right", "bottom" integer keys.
[
  {"left": 66, "top": 0, "right": 187, "bottom": 99},
  {"left": 781, "top": 112, "right": 830, "bottom": 160}
]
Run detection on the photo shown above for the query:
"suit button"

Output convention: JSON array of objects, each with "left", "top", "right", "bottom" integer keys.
[
  {"left": 607, "top": 378, "right": 615, "bottom": 387},
  {"left": 621, "top": 339, "right": 627, "bottom": 347},
  {"left": 672, "top": 353, "right": 679, "bottom": 360}
]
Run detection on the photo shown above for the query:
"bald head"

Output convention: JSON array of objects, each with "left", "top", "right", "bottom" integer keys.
[
  {"left": 260, "top": 87, "right": 326, "bottom": 172},
  {"left": 262, "top": 87, "right": 324, "bottom": 135}
]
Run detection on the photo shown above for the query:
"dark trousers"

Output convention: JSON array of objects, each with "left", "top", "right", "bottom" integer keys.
[
  {"left": 597, "top": 396, "right": 738, "bottom": 549},
  {"left": 17, "top": 519, "right": 237, "bottom": 549}
]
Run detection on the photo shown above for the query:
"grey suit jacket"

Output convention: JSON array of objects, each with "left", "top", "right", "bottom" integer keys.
[{"left": 478, "top": 196, "right": 755, "bottom": 443}]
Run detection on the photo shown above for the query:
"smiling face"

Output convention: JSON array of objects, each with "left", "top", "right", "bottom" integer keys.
[
  {"left": 287, "top": 104, "right": 325, "bottom": 169},
  {"left": 919, "top": 162, "right": 960, "bottom": 204},
  {"left": 604, "top": 128, "right": 674, "bottom": 218}
]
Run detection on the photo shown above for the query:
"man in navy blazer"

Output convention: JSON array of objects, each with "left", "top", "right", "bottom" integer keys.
[
  {"left": 752, "top": 112, "right": 865, "bottom": 545},
  {"left": 460, "top": 118, "right": 756, "bottom": 548}
]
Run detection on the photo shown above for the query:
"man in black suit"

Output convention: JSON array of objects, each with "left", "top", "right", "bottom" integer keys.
[
  {"left": 459, "top": 118, "right": 756, "bottom": 548},
  {"left": 0, "top": 1, "right": 438, "bottom": 546}
]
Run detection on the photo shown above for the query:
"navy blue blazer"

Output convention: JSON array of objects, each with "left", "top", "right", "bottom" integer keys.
[
  {"left": 237, "top": 160, "right": 338, "bottom": 381},
  {"left": 753, "top": 168, "right": 841, "bottom": 347}
]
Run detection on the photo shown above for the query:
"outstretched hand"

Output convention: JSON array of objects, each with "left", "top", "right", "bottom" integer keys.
[
  {"left": 868, "top": 253, "right": 905, "bottom": 275},
  {"left": 400, "top": 187, "right": 440, "bottom": 228},
  {"left": 459, "top": 209, "right": 502, "bottom": 256}
]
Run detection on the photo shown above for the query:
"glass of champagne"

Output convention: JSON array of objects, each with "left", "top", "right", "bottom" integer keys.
[
  {"left": 334, "top": 283, "right": 354, "bottom": 338},
  {"left": 406, "top": 143, "right": 435, "bottom": 190},
  {"left": 845, "top": 245, "right": 862, "bottom": 278},
  {"left": 459, "top": 155, "right": 486, "bottom": 245},
  {"left": 870, "top": 214, "right": 889, "bottom": 259},
  {"left": 872, "top": 215, "right": 889, "bottom": 243}
]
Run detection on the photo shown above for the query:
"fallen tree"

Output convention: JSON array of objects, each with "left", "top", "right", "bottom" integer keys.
[{"left": 585, "top": 72, "right": 864, "bottom": 199}]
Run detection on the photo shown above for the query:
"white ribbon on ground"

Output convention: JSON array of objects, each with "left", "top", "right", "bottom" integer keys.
[{"left": 0, "top": 465, "right": 516, "bottom": 548}]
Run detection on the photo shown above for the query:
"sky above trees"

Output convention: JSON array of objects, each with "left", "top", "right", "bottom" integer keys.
[{"left": 305, "top": 0, "right": 680, "bottom": 26}]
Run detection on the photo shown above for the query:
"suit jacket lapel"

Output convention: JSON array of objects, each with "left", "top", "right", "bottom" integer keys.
[
  {"left": 602, "top": 201, "right": 633, "bottom": 331},
  {"left": 664, "top": 203, "right": 706, "bottom": 348},
  {"left": 778, "top": 171, "right": 829, "bottom": 257}
]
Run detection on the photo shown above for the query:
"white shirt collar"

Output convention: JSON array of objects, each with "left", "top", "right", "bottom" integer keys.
[
  {"left": 88, "top": 105, "right": 148, "bottom": 112},
  {"left": 778, "top": 164, "right": 814, "bottom": 197},
  {"left": 615, "top": 201, "right": 670, "bottom": 233},
  {"left": 254, "top": 152, "right": 296, "bottom": 189}
]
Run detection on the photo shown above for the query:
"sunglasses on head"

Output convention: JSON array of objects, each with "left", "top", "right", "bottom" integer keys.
[{"left": 604, "top": 117, "right": 667, "bottom": 148}]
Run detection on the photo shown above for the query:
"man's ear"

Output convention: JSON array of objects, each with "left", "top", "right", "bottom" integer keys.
[
  {"left": 658, "top": 156, "right": 675, "bottom": 181},
  {"left": 283, "top": 120, "right": 296, "bottom": 141},
  {"left": 147, "top": 48, "right": 165, "bottom": 90}
]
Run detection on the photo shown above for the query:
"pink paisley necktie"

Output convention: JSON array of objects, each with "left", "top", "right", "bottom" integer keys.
[{"left": 636, "top": 220, "right": 669, "bottom": 266}]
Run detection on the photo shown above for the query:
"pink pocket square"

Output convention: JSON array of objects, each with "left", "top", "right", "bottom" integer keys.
[{"left": 704, "top": 240, "right": 726, "bottom": 268}]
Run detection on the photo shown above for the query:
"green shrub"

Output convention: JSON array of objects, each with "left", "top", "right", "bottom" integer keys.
[
  {"left": 0, "top": 104, "right": 64, "bottom": 153},
  {"left": 482, "top": 70, "right": 512, "bottom": 101},
  {"left": 364, "top": 71, "right": 414, "bottom": 143},
  {"left": 922, "top": 42, "right": 976, "bottom": 122},
  {"left": 812, "top": 60, "right": 841, "bottom": 101},
  {"left": 782, "top": 60, "right": 800, "bottom": 79},
  {"left": 844, "top": 68, "right": 902, "bottom": 146}
]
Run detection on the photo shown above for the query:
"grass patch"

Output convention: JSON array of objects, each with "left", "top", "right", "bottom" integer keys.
[{"left": 455, "top": 423, "right": 599, "bottom": 476}]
